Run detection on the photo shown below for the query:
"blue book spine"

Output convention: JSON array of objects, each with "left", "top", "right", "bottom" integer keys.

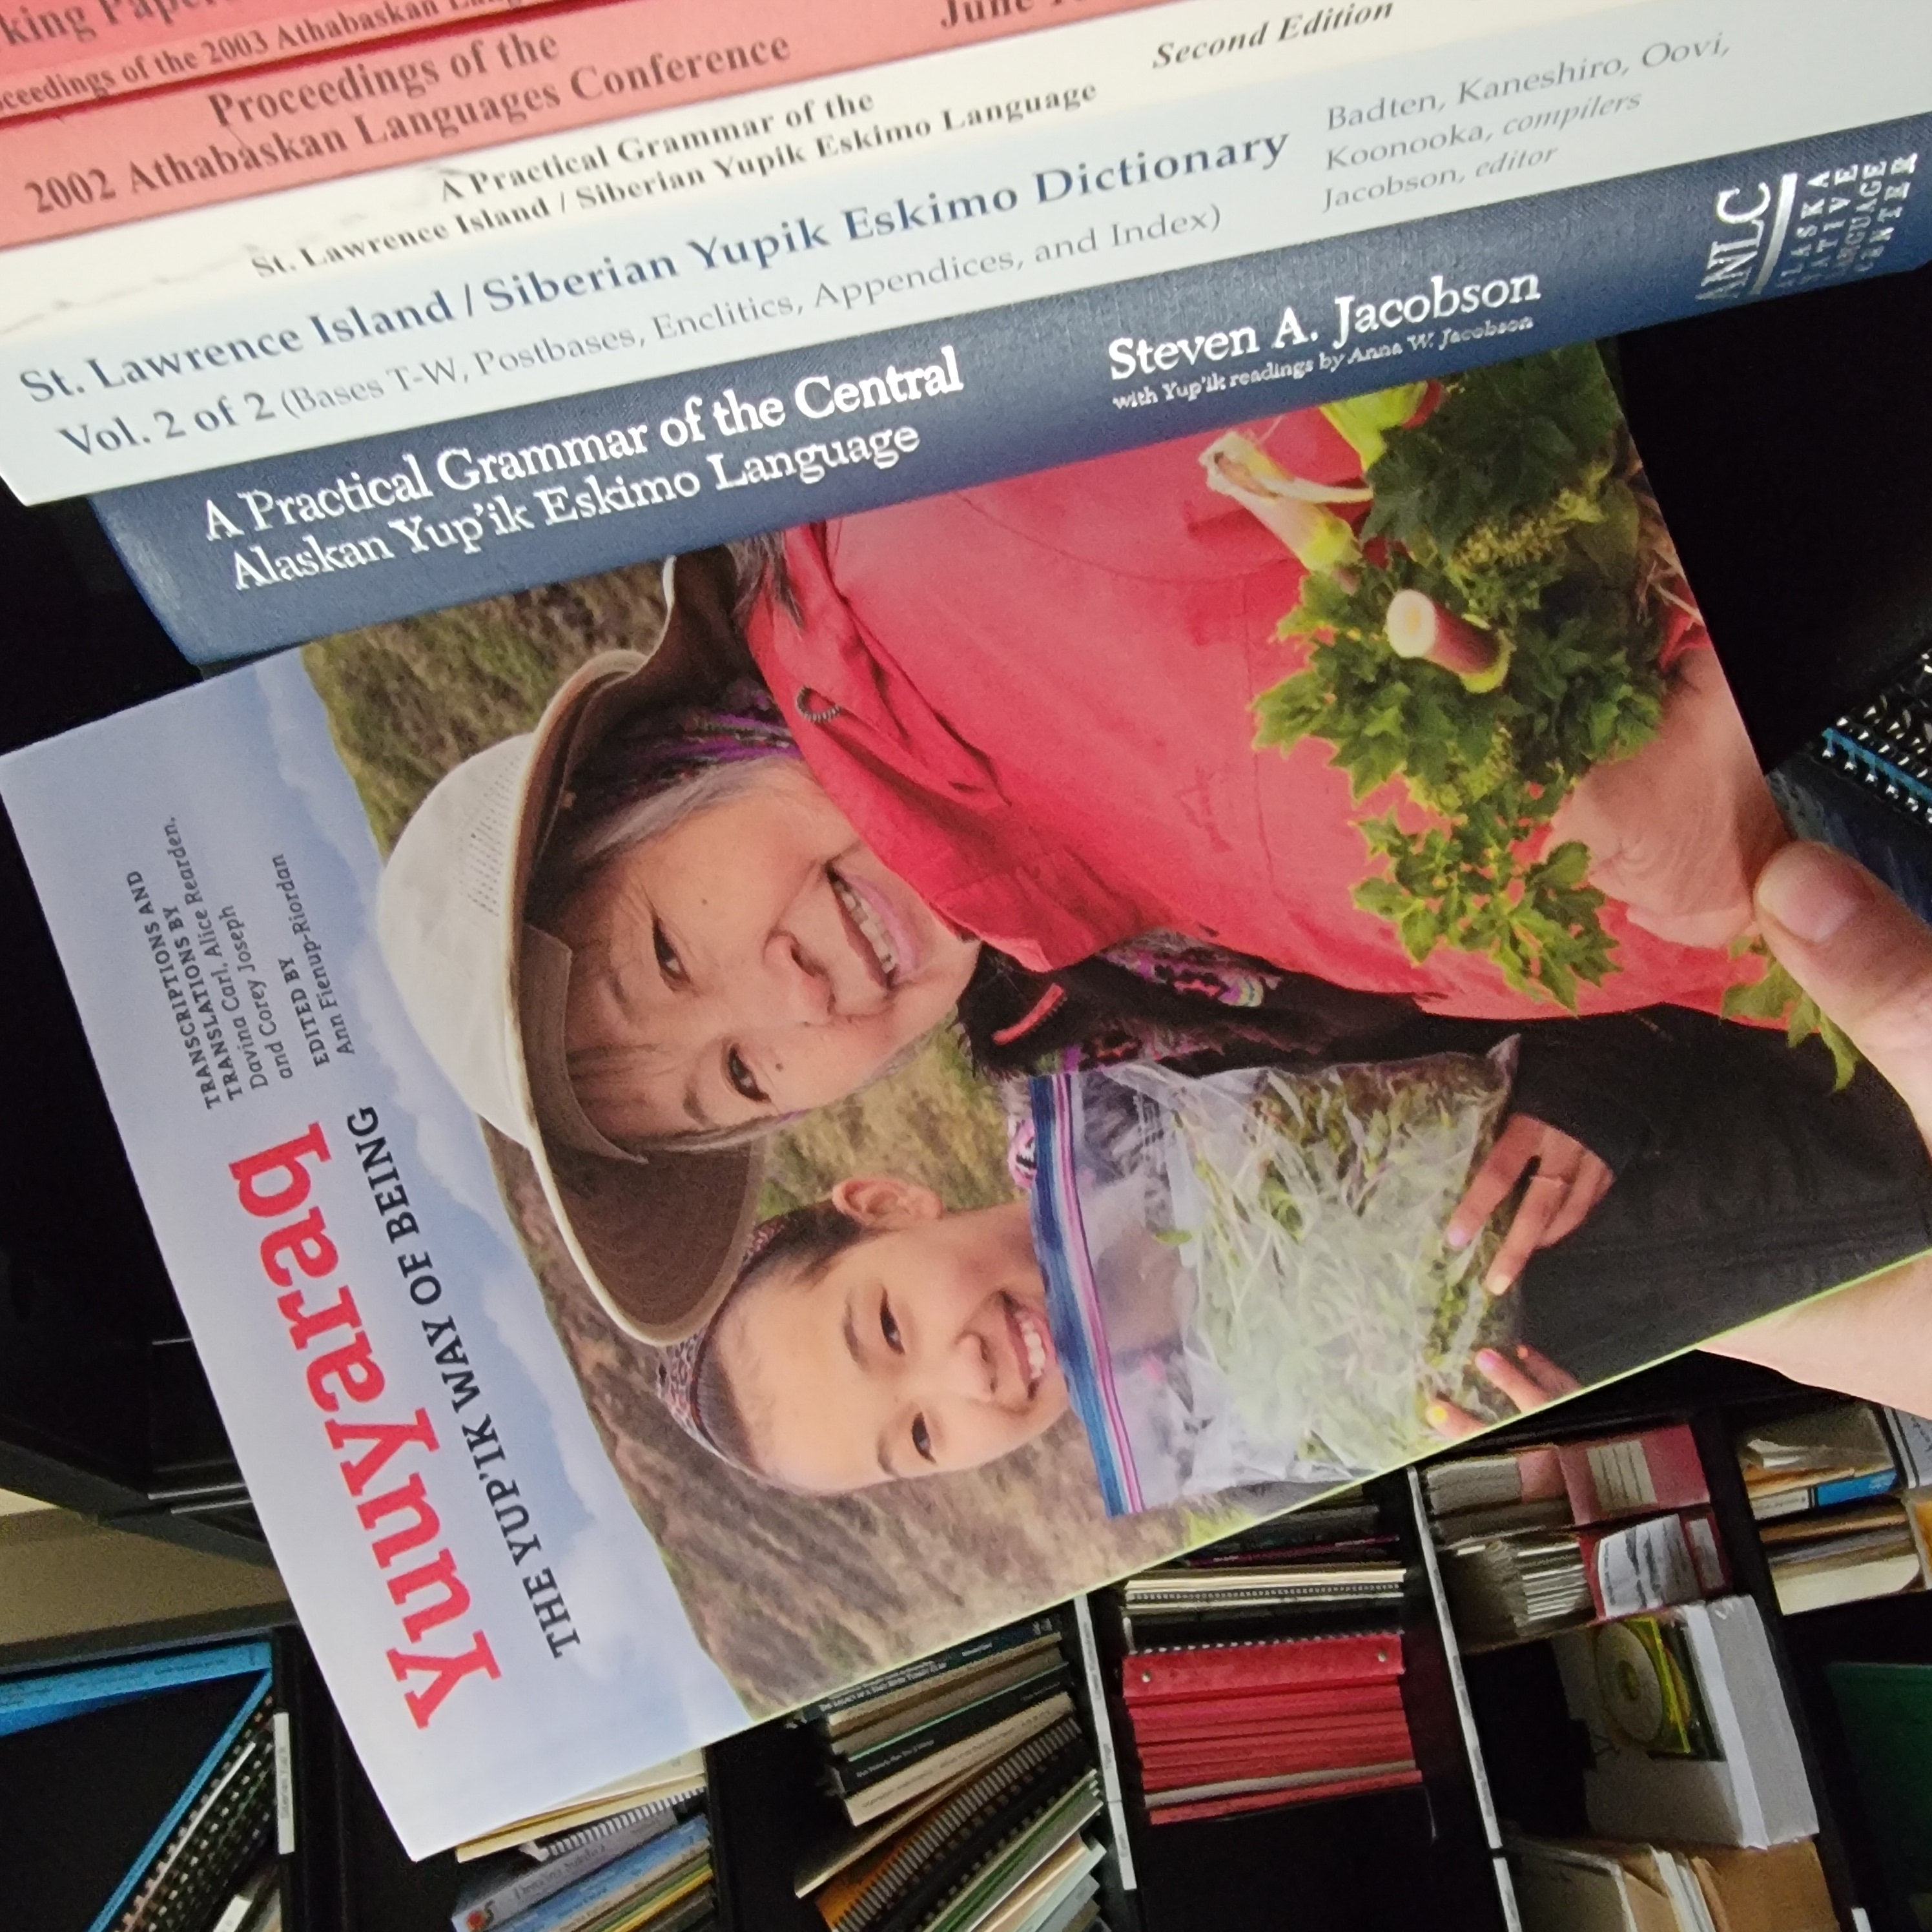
[
  {"left": 92, "top": 114, "right": 1932, "bottom": 664},
  {"left": 1813, "top": 1468, "right": 1899, "bottom": 1508}
]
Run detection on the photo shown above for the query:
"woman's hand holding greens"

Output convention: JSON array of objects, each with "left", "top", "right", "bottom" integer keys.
[
  {"left": 1445, "top": 1114, "right": 1616, "bottom": 1297},
  {"left": 1428, "top": 1343, "right": 1582, "bottom": 1439}
]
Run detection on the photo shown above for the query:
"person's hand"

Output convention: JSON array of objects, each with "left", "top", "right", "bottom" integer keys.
[
  {"left": 1446, "top": 1115, "right": 1614, "bottom": 1296},
  {"left": 1704, "top": 841, "right": 1932, "bottom": 1412},
  {"left": 1548, "top": 649, "right": 1785, "bottom": 949},
  {"left": 1428, "top": 1343, "right": 1582, "bottom": 1439}
]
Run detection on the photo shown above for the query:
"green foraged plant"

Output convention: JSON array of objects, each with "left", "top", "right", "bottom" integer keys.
[{"left": 1253, "top": 345, "right": 1665, "bottom": 1008}]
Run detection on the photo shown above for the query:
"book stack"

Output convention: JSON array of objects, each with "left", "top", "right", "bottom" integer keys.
[
  {"left": 1, "top": 0, "right": 1926, "bottom": 570},
  {"left": 452, "top": 1759, "right": 714, "bottom": 1932},
  {"left": 1110, "top": 1501, "right": 1420, "bottom": 1824},
  {"left": 1426, "top": 1425, "right": 1728, "bottom": 1649},
  {"left": 1736, "top": 1402, "right": 1929, "bottom": 1614},
  {"left": 1511, "top": 1833, "right": 1836, "bottom": 1932},
  {"left": 790, "top": 1616, "right": 1109, "bottom": 1932}
]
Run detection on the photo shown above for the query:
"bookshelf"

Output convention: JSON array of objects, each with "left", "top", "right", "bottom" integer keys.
[
  {"left": 4, "top": 253, "right": 1932, "bottom": 1932},
  {"left": 691, "top": 1351, "right": 1932, "bottom": 1932}
]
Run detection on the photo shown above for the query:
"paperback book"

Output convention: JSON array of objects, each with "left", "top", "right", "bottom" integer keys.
[{"left": 3, "top": 342, "right": 1931, "bottom": 1854}]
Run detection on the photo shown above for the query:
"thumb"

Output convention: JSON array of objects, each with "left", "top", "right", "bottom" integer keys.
[{"left": 1754, "top": 840, "right": 1932, "bottom": 1135}]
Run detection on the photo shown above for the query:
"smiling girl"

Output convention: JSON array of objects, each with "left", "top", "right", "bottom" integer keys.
[{"left": 659, "top": 1178, "right": 1071, "bottom": 1492}]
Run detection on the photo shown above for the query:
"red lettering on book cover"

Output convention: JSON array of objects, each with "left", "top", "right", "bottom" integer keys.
[{"left": 231, "top": 1121, "right": 500, "bottom": 1726}]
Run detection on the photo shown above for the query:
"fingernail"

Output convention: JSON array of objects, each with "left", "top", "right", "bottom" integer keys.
[
  {"left": 1425, "top": 1403, "right": 1450, "bottom": 1428},
  {"left": 1445, "top": 1225, "right": 1470, "bottom": 1251},
  {"left": 1476, "top": 1349, "right": 1505, "bottom": 1373},
  {"left": 1486, "top": 1272, "right": 1514, "bottom": 1297},
  {"left": 1515, "top": 1344, "right": 1533, "bottom": 1361},
  {"left": 1756, "top": 841, "right": 1869, "bottom": 943}
]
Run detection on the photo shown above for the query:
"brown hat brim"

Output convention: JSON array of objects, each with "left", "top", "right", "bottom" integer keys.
[{"left": 504, "top": 550, "right": 766, "bottom": 1344}]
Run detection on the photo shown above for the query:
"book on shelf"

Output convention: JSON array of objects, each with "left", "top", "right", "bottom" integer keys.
[
  {"left": 211, "top": 1861, "right": 283, "bottom": 1932},
  {"left": 1440, "top": 1506, "right": 1728, "bottom": 1647},
  {"left": 109, "top": 1698, "right": 278, "bottom": 1932},
  {"left": 2, "top": 1641, "right": 287, "bottom": 1932},
  {"left": 1762, "top": 1501, "right": 1922, "bottom": 1616},
  {"left": 456, "top": 1756, "right": 708, "bottom": 1863},
  {"left": 1736, "top": 1401, "right": 1898, "bottom": 1516},
  {"left": 1426, "top": 1423, "right": 1709, "bottom": 1531},
  {"left": 3, "top": 1, "right": 1931, "bottom": 509},
  {"left": 452, "top": 1803, "right": 683, "bottom": 1931},
  {"left": 832, "top": 1665, "right": 1076, "bottom": 1798},
  {"left": 830, "top": 1643, "right": 1069, "bottom": 1756},
  {"left": 1427, "top": 1425, "right": 1726, "bottom": 1645},
  {"left": 1510, "top": 1833, "right": 1836, "bottom": 1932},
  {"left": 0, "top": 0, "right": 537, "bottom": 120},
  {"left": 799, "top": 1616, "right": 1064, "bottom": 1731},
  {"left": 1110, "top": 1504, "right": 1423, "bottom": 1824},
  {"left": 6, "top": 331, "right": 1932, "bottom": 1856},
  {"left": 1730, "top": 1398, "right": 1932, "bottom": 1610},
  {"left": 1555, "top": 1597, "right": 1816, "bottom": 1851},
  {"left": 786, "top": 1615, "right": 1116, "bottom": 1932}
]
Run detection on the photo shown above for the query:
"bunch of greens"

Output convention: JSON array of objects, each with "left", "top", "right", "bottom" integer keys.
[
  {"left": 1253, "top": 344, "right": 1667, "bottom": 1007},
  {"left": 1723, "top": 937, "right": 1860, "bottom": 1090},
  {"left": 1168, "top": 1049, "right": 1519, "bottom": 1472}
]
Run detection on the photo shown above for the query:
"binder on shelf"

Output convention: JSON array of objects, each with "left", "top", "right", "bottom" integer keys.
[{"left": 0, "top": 1639, "right": 272, "bottom": 1740}]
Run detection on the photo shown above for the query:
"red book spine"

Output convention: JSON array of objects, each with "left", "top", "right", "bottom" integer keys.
[
  {"left": 0, "top": 0, "right": 542, "bottom": 121},
  {"left": 1126, "top": 1683, "right": 1409, "bottom": 1739},
  {"left": 1123, "top": 1633, "right": 1404, "bottom": 1704},
  {"left": 0, "top": 0, "right": 1173, "bottom": 242},
  {"left": 1559, "top": 1423, "right": 1709, "bottom": 1524},
  {"left": 1138, "top": 1725, "right": 1415, "bottom": 1782}
]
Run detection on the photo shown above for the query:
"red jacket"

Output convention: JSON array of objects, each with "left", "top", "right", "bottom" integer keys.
[{"left": 744, "top": 415, "right": 1750, "bottom": 1022}]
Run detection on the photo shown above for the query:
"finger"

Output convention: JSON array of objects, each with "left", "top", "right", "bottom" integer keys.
[
  {"left": 1483, "top": 1171, "right": 1572, "bottom": 1294},
  {"left": 1447, "top": 1115, "right": 1542, "bottom": 1248},
  {"left": 1426, "top": 1399, "right": 1486, "bottom": 1440},
  {"left": 1538, "top": 1155, "right": 1613, "bottom": 1248},
  {"left": 1473, "top": 1346, "right": 1563, "bottom": 1412},
  {"left": 1755, "top": 841, "right": 1932, "bottom": 1135},
  {"left": 1507, "top": 1342, "right": 1583, "bottom": 1398}
]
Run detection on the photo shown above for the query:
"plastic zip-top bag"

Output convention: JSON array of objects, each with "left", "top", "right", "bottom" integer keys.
[{"left": 1028, "top": 1046, "right": 1519, "bottom": 1516}]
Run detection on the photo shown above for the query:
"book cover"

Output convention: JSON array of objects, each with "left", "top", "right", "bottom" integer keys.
[
  {"left": 4, "top": 344, "right": 1931, "bottom": 1854},
  {"left": 0, "top": 0, "right": 537, "bottom": 120}
]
